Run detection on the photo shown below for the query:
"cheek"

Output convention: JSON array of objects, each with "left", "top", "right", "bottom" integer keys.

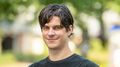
[
  {"left": 59, "top": 32, "right": 68, "bottom": 41},
  {"left": 42, "top": 32, "right": 46, "bottom": 39},
  {"left": 59, "top": 35, "right": 68, "bottom": 46}
]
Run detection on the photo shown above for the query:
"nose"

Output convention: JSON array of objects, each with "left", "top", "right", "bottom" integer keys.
[{"left": 48, "top": 28, "right": 55, "bottom": 36}]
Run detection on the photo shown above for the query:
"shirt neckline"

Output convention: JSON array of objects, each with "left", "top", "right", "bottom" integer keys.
[{"left": 46, "top": 53, "right": 77, "bottom": 64}]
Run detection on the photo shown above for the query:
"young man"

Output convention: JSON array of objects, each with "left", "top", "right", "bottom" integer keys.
[{"left": 29, "top": 4, "right": 99, "bottom": 67}]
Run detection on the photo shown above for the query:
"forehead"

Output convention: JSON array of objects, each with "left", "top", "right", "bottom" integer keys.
[{"left": 45, "top": 16, "right": 61, "bottom": 26}]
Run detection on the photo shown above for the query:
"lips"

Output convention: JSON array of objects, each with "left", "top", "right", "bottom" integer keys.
[
  {"left": 47, "top": 39, "right": 57, "bottom": 40},
  {"left": 45, "top": 37, "right": 59, "bottom": 42},
  {"left": 46, "top": 38, "right": 58, "bottom": 42},
  {"left": 47, "top": 39, "right": 57, "bottom": 42},
  {"left": 46, "top": 37, "right": 59, "bottom": 40}
]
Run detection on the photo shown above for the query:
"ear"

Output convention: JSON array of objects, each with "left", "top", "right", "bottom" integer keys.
[{"left": 68, "top": 25, "right": 73, "bottom": 37}]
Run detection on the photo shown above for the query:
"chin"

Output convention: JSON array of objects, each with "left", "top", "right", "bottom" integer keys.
[
  {"left": 47, "top": 43, "right": 60, "bottom": 49},
  {"left": 47, "top": 43, "right": 57, "bottom": 48}
]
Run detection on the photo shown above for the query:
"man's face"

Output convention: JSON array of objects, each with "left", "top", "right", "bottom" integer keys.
[{"left": 42, "top": 16, "right": 72, "bottom": 50}]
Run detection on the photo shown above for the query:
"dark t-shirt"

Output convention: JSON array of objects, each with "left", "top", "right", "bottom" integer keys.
[{"left": 29, "top": 54, "right": 99, "bottom": 67}]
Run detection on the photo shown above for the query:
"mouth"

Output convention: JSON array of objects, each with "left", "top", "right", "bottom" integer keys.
[
  {"left": 46, "top": 38, "right": 58, "bottom": 42},
  {"left": 47, "top": 37, "right": 58, "bottom": 40},
  {"left": 45, "top": 40, "right": 56, "bottom": 44},
  {"left": 44, "top": 37, "right": 59, "bottom": 42},
  {"left": 48, "top": 39, "right": 57, "bottom": 40}
]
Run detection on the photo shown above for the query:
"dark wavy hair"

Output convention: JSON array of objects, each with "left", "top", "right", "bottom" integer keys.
[{"left": 38, "top": 4, "right": 74, "bottom": 31}]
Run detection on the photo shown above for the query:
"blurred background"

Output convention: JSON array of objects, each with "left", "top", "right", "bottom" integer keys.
[{"left": 0, "top": 0, "right": 120, "bottom": 67}]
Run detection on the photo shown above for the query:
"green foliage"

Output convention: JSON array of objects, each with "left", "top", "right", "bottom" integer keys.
[
  {"left": 1, "top": 0, "right": 120, "bottom": 22},
  {"left": 0, "top": 52, "right": 16, "bottom": 64},
  {"left": 15, "top": 53, "right": 47, "bottom": 62},
  {"left": 88, "top": 38, "right": 108, "bottom": 67},
  {"left": 39, "top": 0, "right": 65, "bottom": 5},
  {"left": 70, "top": 0, "right": 96, "bottom": 10},
  {"left": 106, "top": 1, "right": 120, "bottom": 12},
  {"left": 0, "top": 0, "right": 35, "bottom": 22}
]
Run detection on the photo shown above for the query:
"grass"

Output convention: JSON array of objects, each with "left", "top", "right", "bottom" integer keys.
[
  {"left": 0, "top": 51, "right": 47, "bottom": 64},
  {"left": 0, "top": 52, "right": 17, "bottom": 64}
]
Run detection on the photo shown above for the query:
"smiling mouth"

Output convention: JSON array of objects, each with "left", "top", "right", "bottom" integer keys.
[
  {"left": 46, "top": 39, "right": 58, "bottom": 42},
  {"left": 46, "top": 40, "right": 56, "bottom": 43},
  {"left": 47, "top": 39, "right": 57, "bottom": 41}
]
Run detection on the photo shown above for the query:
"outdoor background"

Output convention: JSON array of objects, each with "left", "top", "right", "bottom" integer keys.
[{"left": 0, "top": 0, "right": 120, "bottom": 67}]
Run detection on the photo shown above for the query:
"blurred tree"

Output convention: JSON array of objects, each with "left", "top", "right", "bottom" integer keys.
[
  {"left": 1, "top": 0, "right": 120, "bottom": 48},
  {"left": 68, "top": 0, "right": 120, "bottom": 48},
  {"left": 0, "top": 0, "right": 30, "bottom": 22}
]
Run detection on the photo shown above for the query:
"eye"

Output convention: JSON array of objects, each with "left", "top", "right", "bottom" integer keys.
[
  {"left": 42, "top": 26, "right": 49, "bottom": 31},
  {"left": 53, "top": 25, "right": 64, "bottom": 30}
]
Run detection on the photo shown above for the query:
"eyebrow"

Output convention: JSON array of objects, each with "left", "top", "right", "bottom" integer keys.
[
  {"left": 44, "top": 24, "right": 63, "bottom": 27},
  {"left": 43, "top": 24, "right": 64, "bottom": 29}
]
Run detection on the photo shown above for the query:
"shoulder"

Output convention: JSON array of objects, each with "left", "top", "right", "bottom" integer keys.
[
  {"left": 81, "top": 60, "right": 99, "bottom": 67},
  {"left": 29, "top": 58, "right": 47, "bottom": 67},
  {"left": 74, "top": 54, "right": 99, "bottom": 67}
]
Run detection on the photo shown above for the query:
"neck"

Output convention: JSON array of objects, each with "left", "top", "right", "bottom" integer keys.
[{"left": 48, "top": 45, "right": 73, "bottom": 61}]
